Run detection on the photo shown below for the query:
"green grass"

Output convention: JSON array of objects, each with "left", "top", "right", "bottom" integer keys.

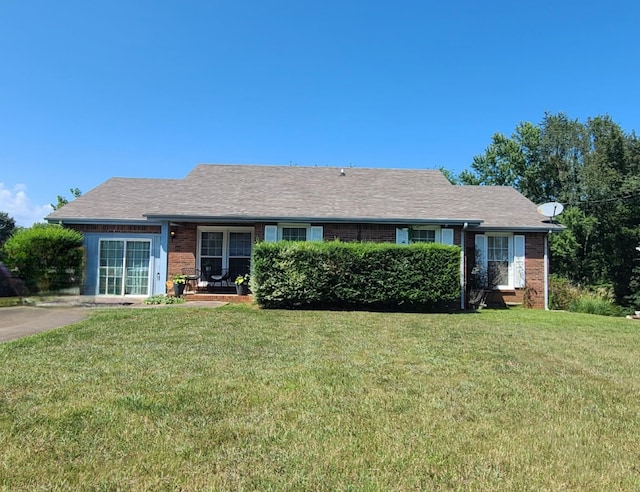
[
  {"left": 2, "top": 306, "right": 640, "bottom": 490},
  {"left": 0, "top": 297, "right": 23, "bottom": 307}
]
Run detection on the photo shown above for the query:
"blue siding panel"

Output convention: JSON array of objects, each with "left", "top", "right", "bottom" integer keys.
[{"left": 82, "top": 232, "right": 163, "bottom": 296}]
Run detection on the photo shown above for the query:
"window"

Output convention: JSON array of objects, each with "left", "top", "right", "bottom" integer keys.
[
  {"left": 228, "top": 232, "right": 252, "bottom": 279},
  {"left": 198, "top": 228, "right": 254, "bottom": 280},
  {"left": 397, "top": 226, "right": 452, "bottom": 245},
  {"left": 264, "top": 224, "right": 323, "bottom": 242},
  {"left": 281, "top": 227, "right": 307, "bottom": 241},
  {"left": 200, "top": 231, "right": 223, "bottom": 274},
  {"left": 487, "top": 236, "right": 510, "bottom": 287},
  {"left": 410, "top": 229, "right": 436, "bottom": 243},
  {"left": 475, "top": 234, "right": 526, "bottom": 289}
]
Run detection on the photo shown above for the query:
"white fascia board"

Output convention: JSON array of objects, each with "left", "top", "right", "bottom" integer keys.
[{"left": 143, "top": 214, "right": 484, "bottom": 226}]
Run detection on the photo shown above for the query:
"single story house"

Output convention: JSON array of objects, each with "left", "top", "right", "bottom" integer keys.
[{"left": 46, "top": 164, "right": 558, "bottom": 309}]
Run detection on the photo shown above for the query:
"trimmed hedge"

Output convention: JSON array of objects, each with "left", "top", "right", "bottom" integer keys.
[{"left": 252, "top": 241, "right": 461, "bottom": 312}]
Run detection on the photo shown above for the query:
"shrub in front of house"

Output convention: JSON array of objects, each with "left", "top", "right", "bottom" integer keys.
[
  {"left": 550, "top": 275, "right": 625, "bottom": 316},
  {"left": 252, "top": 240, "right": 460, "bottom": 312},
  {"left": 2, "top": 224, "right": 84, "bottom": 294}
]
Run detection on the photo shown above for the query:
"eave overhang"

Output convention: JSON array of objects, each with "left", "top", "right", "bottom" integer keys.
[
  {"left": 45, "top": 218, "right": 164, "bottom": 226},
  {"left": 142, "top": 213, "right": 485, "bottom": 227},
  {"left": 471, "top": 224, "right": 565, "bottom": 232}
]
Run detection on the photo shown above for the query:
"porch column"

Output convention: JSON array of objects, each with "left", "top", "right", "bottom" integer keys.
[{"left": 156, "top": 221, "right": 170, "bottom": 295}]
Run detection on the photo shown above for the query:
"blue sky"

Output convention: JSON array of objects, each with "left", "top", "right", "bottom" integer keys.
[{"left": 1, "top": 0, "right": 638, "bottom": 226}]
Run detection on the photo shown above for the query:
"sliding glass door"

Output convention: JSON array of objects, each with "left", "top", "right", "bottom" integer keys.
[{"left": 98, "top": 240, "right": 151, "bottom": 295}]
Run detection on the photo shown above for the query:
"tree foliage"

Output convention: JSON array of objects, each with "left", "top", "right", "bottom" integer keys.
[
  {"left": 51, "top": 188, "right": 82, "bottom": 210},
  {"left": 2, "top": 224, "right": 84, "bottom": 293},
  {"left": 0, "top": 211, "right": 17, "bottom": 248},
  {"left": 458, "top": 112, "right": 640, "bottom": 305}
]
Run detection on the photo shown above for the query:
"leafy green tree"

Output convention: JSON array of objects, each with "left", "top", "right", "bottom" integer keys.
[
  {"left": 549, "top": 208, "right": 598, "bottom": 284},
  {"left": 51, "top": 188, "right": 82, "bottom": 210},
  {"left": 2, "top": 224, "right": 83, "bottom": 293},
  {"left": 0, "top": 211, "right": 16, "bottom": 247},
  {"left": 460, "top": 112, "right": 640, "bottom": 305}
]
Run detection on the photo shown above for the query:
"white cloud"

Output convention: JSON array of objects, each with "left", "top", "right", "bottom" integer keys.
[{"left": 0, "top": 182, "right": 53, "bottom": 227}]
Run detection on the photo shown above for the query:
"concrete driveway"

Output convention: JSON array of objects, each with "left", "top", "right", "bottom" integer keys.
[
  {"left": 0, "top": 306, "right": 90, "bottom": 343},
  {"left": 0, "top": 298, "right": 228, "bottom": 343}
]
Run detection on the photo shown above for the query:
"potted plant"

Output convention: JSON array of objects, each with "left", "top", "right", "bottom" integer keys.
[
  {"left": 172, "top": 274, "right": 188, "bottom": 297},
  {"left": 234, "top": 274, "right": 250, "bottom": 295}
]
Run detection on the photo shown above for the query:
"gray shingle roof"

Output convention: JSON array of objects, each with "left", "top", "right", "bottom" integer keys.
[
  {"left": 47, "top": 178, "right": 183, "bottom": 222},
  {"left": 46, "top": 164, "right": 551, "bottom": 230}
]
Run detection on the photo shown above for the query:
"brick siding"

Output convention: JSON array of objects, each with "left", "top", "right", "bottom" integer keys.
[
  {"left": 165, "top": 222, "right": 546, "bottom": 309},
  {"left": 68, "top": 224, "right": 161, "bottom": 234},
  {"left": 168, "top": 223, "right": 199, "bottom": 276},
  {"left": 465, "top": 231, "right": 546, "bottom": 309}
]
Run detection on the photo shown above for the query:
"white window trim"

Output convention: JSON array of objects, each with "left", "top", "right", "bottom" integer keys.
[
  {"left": 197, "top": 226, "right": 254, "bottom": 273},
  {"left": 478, "top": 233, "right": 525, "bottom": 290},
  {"left": 397, "top": 226, "right": 454, "bottom": 245},
  {"left": 275, "top": 223, "right": 323, "bottom": 242},
  {"left": 278, "top": 223, "right": 310, "bottom": 241},
  {"left": 487, "top": 233, "right": 513, "bottom": 290},
  {"left": 409, "top": 225, "right": 441, "bottom": 244},
  {"left": 97, "top": 238, "right": 153, "bottom": 297}
]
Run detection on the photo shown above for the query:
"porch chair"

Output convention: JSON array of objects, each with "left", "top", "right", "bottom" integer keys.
[
  {"left": 209, "top": 269, "right": 231, "bottom": 289},
  {"left": 181, "top": 267, "right": 202, "bottom": 293}
]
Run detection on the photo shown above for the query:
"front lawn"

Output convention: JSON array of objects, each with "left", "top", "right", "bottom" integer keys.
[{"left": 1, "top": 306, "right": 639, "bottom": 490}]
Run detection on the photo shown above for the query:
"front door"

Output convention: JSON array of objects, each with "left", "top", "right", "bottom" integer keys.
[
  {"left": 198, "top": 227, "right": 253, "bottom": 281},
  {"left": 98, "top": 239, "right": 151, "bottom": 295}
]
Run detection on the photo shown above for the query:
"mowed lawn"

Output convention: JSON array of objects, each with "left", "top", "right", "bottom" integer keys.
[{"left": 1, "top": 306, "right": 640, "bottom": 490}]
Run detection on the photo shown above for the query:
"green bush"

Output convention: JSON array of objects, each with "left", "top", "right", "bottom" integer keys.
[
  {"left": 252, "top": 240, "right": 460, "bottom": 312},
  {"left": 569, "top": 293, "right": 624, "bottom": 317},
  {"left": 2, "top": 224, "right": 84, "bottom": 294},
  {"left": 143, "top": 295, "right": 185, "bottom": 305},
  {"left": 551, "top": 275, "right": 625, "bottom": 316},
  {"left": 549, "top": 275, "right": 582, "bottom": 310}
]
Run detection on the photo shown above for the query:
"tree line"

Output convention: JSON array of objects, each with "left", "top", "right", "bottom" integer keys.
[{"left": 447, "top": 112, "right": 640, "bottom": 306}]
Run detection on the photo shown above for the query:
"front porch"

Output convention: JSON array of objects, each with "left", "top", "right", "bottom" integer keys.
[{"left": 184, "top": 292, "right": 254, "bottom": 304}]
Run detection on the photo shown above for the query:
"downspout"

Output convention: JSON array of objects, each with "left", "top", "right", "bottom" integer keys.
[
  {"left": 544, "top": 231, "right": 549, "bottom": 310},
  {"left": 460, "top": 222, "right": 468, "bottom": 310}
]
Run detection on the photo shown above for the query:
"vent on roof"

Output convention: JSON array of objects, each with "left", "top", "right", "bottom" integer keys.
[{"left": 339, "top": 168, "right": 346, "bottom": 176}]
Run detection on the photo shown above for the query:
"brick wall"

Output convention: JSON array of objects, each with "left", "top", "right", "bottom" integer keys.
[
  {"left": 524, "top": 233, "right": 546, "bottom": 309},
  {"left": 320, "top": 223, "right": 461, "bottom": 245},
  {"left": 164, "top": 222, "right": 546, "bottom": 309},
  {"left": 251, "top": 223, "right": 462, "bottom": 245},
  {"left": 322, "top": 223, "right": 397, "bottom": 242},
  {"left": 68, "top": 224, "right": 161, "bottom": 234},
  {"left": 465, "top": 231, "right": 546, "bottom": 309},
  {"left": 167, "top": 223, "right": 199, "bottom": 276}
]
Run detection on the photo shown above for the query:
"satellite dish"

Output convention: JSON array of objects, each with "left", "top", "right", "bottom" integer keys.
[{"left": 537, "top": 202, "right": 564, "bottom": 223}]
